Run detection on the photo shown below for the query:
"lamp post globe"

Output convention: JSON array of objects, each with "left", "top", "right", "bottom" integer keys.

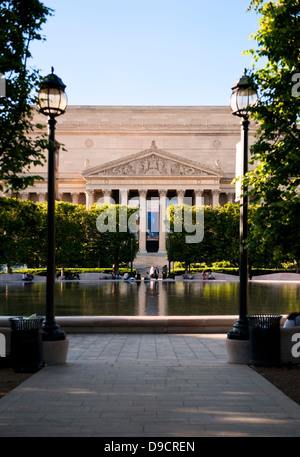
[
  {"left": 38, "top": 67, "right": 67, "bottom": 117},
  {"left": 227, "top": 70, "right": 257, "bottom": 341},
  {"left": 38, "top": 68, "right": 67, "bottom": 341},
  {"left": 230, "top": 70, "right": 257, "bottom": 118}
]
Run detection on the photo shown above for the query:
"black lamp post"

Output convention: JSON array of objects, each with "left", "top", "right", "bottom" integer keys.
[
  {"left": 38, "top": 68, "right": 67, "bottom": 341},
  {"left": 167, "top": 228, "right": 173, "bottom": 277},
  {"left": 227, "top": 70, "right": 257, "bottom": 340},
  {"left": 129, "top": 230, "right": 134, "bottom": 275}
]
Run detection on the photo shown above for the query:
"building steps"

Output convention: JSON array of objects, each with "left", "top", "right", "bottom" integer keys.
[{"left": 133, "top": 252, "right": 168, "bottom": 271}]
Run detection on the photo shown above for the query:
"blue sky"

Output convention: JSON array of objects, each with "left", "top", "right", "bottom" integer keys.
[{"left": 30, "top": 0, "right": 260, "bottom": 106}]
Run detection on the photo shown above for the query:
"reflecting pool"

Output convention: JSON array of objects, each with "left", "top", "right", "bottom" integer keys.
[{"left": 1, "top": 280, "right": 300, "bottom": 316}]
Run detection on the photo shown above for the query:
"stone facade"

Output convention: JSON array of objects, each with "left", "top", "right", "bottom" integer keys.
[{"left": 17, "top": 106, "right": 255, "bottom": 254}]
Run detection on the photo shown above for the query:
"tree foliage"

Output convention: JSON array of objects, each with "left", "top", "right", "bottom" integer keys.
[
  {"left": 0, "top": 199, "right": 139, "bottom": 270},
  {"left": 168, "top": 204, "right": 240, "bottom": 267},
  {"left": 244, "top": 0, "right": 300, "bottom": 268},
  {"left": 167, "top": 203, "right": 282, "bottom": 269},
  {"left": 0, "top": 197, "right": 45, "bottom": 267},
  {"left": 0, "top": 198, "right": 291, "bottom": 270},
  {"left": 87, "top": 204, "right": 139, "bottom": 272},
  {"left": 53, "top": 202, "right": 88, "bottom": 268},
  {"left": 0, "top": 0, "right": 51, "bottom": 192}
]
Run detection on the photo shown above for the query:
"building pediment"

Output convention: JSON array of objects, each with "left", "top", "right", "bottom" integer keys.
[{"left": 82, "top": 141, "right": 222, "bottom": 178}]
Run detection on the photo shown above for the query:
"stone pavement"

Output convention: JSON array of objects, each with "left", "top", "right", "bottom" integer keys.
[{"left": 0, "top": 333, "right": 300, "bottom": 437}]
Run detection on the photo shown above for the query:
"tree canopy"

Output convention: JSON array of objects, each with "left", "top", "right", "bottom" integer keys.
[
  {"left": 0, "top": 196, "right": 45, "bottom": 267},
  {"left": 0, "top": 198, "right": 140, "bottom": 271},
  {"left": 0, "top": 0, "right": 51, "bottom": 192},
  {"left": 0, "top": 198, "right": 293, "bottom": 271},
  {"left": 244, "top": 0, "right": 300, "bottom": 269},
  {"left": 167, "top": 203, "right": 279, "bottom": 269}
]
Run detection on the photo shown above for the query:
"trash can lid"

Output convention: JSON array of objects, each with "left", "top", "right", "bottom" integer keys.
[
  {"left": 247, "top": 314, "right": 282, "bottom": 319},
  {"left": 9, "top": 316, "right": 44, "bottom": 330},
  {"left": 247, "top": 314, "right": 282, "bottom": 329}
]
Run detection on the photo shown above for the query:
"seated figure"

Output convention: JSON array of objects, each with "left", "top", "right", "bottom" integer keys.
[
  {"left": 135, "top": 271, "right": 141, "bottom": 281},
  {"left": 283, "top": 312, "right": 300, "bottom": 328}
]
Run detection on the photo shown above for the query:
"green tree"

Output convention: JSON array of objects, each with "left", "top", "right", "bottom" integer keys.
[
  {"left": 167, "top": 205, "right": 202, "bottom": 270},
  {"left": 0, "top": 0, "right": 51, "bottom": 192},
  {"left": 85, "top": 204, "right": 139, "bottom": 271},
  {"left": 212, "top": 204, "right": 240, "bottom": 265},
  {"left": 247, "top": 204, "right": 285, "bottom": 270},
  {"left": 244, "top": 0, "right": 300, "bottom": 270},
  {"left": 0, "top": 196, "right": 44, "bottom": 268},
  {"left": 53, "top": 202, "right": 88, "bottom": 269},
  {"left": 81, "top": 205, "right": 104, "bottom": 267},
  {"left": 168, "top": 204, "right": 240, "bottom": 268}
]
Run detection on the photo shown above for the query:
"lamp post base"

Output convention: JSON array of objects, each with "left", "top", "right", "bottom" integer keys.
[
  {"left": 42, "top": 322, "right": 66, "bottom": 341},
  {"left": 226, "top": 338, "right": 249, "bottom": 364},
  {"left": 226, "top": 317, "right": 249, "bottom": 364},
  {"left": 227, "top": 317, "right": 249, "bottom": 341},
  {"left": 42, "top": 338, "right": 69, "bottom": 365}
]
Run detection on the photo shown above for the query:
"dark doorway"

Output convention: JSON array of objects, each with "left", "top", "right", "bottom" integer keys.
[{"left": 146, "top": 191, "right": 159, "bottom": 253}]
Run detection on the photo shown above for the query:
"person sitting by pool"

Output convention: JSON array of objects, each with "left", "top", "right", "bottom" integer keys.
[
  {"left": 123, "top": 272, "right": 130, "bottom": 280},
  {"left": 202, "top": 271, "right": 207, "bottom": 280},
  {"left": 283, "top": 312, "right": 300, "bottom": 328},
  {"left": 64, "top": 271, "right": 79, "bottom": 280},
  {"left": 144, "top": 272, "right": 151, "bottom": 281},
  {"left": 162, "top": 265, "right": 168, "bottom": 280},
  {"left": 135, "top": 271, "right": 141, "bottom": 281},
  {"left": 112, "top": 273, "right": 121, "bottom": 279},
  {"left": 22, "top": 273, "right": 33, "bottom": 281},
  {"left": 183, "top": 273, "right": 194, "bottom": 280}
]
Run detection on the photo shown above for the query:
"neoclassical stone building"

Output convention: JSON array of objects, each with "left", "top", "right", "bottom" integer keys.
[{"left": 19, "top": 106, "right": 255, "bottom": 255}]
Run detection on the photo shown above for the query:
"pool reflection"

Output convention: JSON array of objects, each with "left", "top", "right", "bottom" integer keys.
[{"left": 0, "top": 280, "right": 299, "bottom": 317}]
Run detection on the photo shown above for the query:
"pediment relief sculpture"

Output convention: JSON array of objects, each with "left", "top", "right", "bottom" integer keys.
[
  {"left": 105, "top": 155, "right": 212, "bottom": 177},
  {"left": 83, "top": 141, "right": 222, "bottom": 178}
]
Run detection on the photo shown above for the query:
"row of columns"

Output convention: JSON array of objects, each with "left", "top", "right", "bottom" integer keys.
[
  {"left": 19, "top": 189, "right": 235, "bottom": 208},
  {"left": 85, "top": 188, "right": 235, "bottom": 208}
]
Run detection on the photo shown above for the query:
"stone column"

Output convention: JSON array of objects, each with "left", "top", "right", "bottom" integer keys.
[
  {"left": 138, "top": 189, "right": 147, "bottom": 253},
  {"left": 158, "top": 189, "right": 167, "bottom": 252},
  {"left": 177, "top": 189, "right": 185, "bottom": 206},
  {"left": 85, "top": 190, "right": 94, "bottom": 209},
  {"left": 212, "top": 189, "right": 220, "bottom": 207},
  {"left": 195, "top": 189, "right": 204, "bottom": 207},
  {"left": 227, "top": 192, "right": 236, "bottom": 204},
  {"left": 37, "top": 193, "right": 46, "bottom": 203},
  {"left": 102, "top": 189, "right": 111, "bottom": 205},
  {"left": 119, "top": 188, "right": 128, "bottom": 206},
  {"left": 71, "top": 193, "right": 79, "bottom": 204}
]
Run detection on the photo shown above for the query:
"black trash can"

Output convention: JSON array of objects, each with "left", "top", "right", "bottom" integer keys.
[
  {"left": 247, "top": 314, "right": 282, "bottom": 366},
  {"left": 9, "top": 317, "right": 44, "bottom": 372}
]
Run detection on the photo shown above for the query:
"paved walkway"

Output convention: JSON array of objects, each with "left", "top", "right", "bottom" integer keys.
[{"left": 0, "top": 333, "right": 300, "bottom": 437}]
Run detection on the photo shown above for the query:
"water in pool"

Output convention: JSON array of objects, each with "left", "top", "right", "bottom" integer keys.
[{"left": 0, "top": 280, "right": 299, "bottom": 316}]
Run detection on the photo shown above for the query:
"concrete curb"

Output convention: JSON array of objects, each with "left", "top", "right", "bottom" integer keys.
[
  {"left": 1, "top": 315, "right": 288, "bottom": 336},
  {"left": 0, "top": 315, "right": 240, "bottom": 335}
]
